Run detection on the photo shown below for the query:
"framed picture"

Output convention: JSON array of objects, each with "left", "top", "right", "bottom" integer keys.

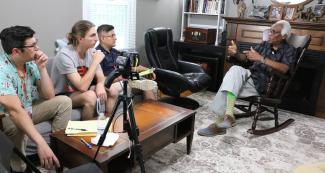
[
  {"left": 284, "top": 7, "right": 296, "bottom": 20},
  {"left": 314, "top": 4, "right": 325, "bottom": 17},
  {"left": 269, "top": 5, "right": 284, "bottom": 20}
]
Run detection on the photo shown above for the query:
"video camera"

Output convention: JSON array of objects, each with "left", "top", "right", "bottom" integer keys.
[
  {"left": 115, "top": 51, "right": 140, "bottom": 77},
  {"left": 121, "top": 51, "right": 140, "bottom": 68},
  {"left": 104, "top": 51, "right": 140, "bottom": 89}
]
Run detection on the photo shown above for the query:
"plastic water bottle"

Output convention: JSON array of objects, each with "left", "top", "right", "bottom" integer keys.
[{"left": 96, "top": 98, "right": 106, "bottom": 136}]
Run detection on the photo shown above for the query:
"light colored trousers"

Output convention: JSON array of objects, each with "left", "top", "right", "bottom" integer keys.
[
  {"left": 2, "top": 95, "right": 72, "bottom": 172},
  {"left": 209, "top": 66, "right": 259, "bottom": 118}
]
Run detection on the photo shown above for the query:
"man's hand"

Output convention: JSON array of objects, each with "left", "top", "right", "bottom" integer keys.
[
  {"left": 149, "top": 72, "right": 156, "bottom": 80},
  {"left": 34, "top": 51, "right": 48, "bottom": 69},
  {"left": 96, "top": 84, "right": 107, "bottom": 101},
  {"left": 133, "top": 66, "right": 156, "bottom": 80},
  {"left": 243, "top": 47, "right": 263, "bottom": 62},
  {"left": 116, "top": 75, "right": 124, "bottom": 81},
  {"left": 37, "top": 142, "right": 60, "bottom": 170},
  {"left": 91, "top": 50, "right": 105, "bottom": 65},
  {"left": 227, "top": 40, "right": 237, "bottom": 56}
]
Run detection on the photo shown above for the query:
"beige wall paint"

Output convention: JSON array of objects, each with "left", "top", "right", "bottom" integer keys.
[
  {"left": 0, "top": 0, "right": 82, "bottom": 57},
  {"left": 136, "top": 0, "right": 182, "bottom": 66},
  {"left": 0, "top": 0, "right": 182, "bottom": 65}
]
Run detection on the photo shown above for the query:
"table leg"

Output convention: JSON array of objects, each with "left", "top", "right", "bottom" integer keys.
[{"left": 186, "top": 133, "right": 193, "bottom": 154}]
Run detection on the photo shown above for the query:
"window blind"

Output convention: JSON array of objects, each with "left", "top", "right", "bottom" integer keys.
[{"left": 83, "top": 0, "right": 136, "bottom": 49}]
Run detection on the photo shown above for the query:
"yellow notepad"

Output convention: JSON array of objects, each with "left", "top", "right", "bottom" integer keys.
[
  {"left": 139, "top": 68, "right": 155, "bottom": 77},
  {"left": 65, "top": 120, "right": 98, "bottom": 137}
]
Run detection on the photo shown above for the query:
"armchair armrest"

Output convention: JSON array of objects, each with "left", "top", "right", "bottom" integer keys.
[
  {"left": 265, "top": 71, "right": 290, "bottom": 98},
  {"left": 178, "top": 60, "right": 205, "bottom": 73},
  {"left": 154, "top": 68, "right": 191, "bottom": 96},
  {"left": 271, "top": 70, "right": 290, "bottom": 80},
  {"left": 155, "top": 68, "right": 190, "bottom": 84}
]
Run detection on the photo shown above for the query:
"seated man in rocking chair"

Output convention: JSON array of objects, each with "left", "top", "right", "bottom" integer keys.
[{"left": 198, "top": 20, "right": 296, "bottom": 137}]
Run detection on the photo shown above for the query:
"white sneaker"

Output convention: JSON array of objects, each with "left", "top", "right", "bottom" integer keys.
[{"left": 128, "top": 79, "right": 157, "bottom": 91}]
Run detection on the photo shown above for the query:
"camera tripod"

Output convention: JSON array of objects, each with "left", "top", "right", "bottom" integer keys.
[{"left": 93, "top": 79, "right": 146, "bottom": 173}]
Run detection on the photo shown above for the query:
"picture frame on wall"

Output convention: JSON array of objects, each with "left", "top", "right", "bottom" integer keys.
[
  {"left": 284, "top": 7, "right": 296, "bottom": 20},
  {"left": 269, "top": 5, "right": 284, "bottom": 20},
  {"left": 314, "top": 4, "right": 325, "bottom": 17}
]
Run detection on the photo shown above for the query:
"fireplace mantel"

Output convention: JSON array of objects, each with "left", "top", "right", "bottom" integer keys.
[
  {"left": 224, "top": 17, "right": 325, "bottom": 30},
  {"left": 224, "top": 17, "right": 325, "bottom": 51},
  {"left": 224, "top": 17, "right": 325, "bottom": 117}
]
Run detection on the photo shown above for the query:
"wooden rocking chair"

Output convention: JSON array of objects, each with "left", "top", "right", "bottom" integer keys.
[{"left": 234, "top": 32, "right": 311, "bottom": 135}]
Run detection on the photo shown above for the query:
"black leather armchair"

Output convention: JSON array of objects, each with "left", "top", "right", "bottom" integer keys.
[{"left": 145, "top": 27, "right": 211, "bottom": 109}]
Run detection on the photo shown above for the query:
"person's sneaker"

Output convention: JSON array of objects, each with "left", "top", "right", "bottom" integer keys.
[
  {"left": 197, "top": 123, "right": 226, "bottom": 137},
  {"left": 128, "top": 79, "right": 157, "bottom": 91},
  {"left": 217, "top": 114, "right": 236, "bottom": 129}
]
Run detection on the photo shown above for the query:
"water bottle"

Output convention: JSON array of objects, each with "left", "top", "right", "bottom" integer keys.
[{"left": 96, "top": 98, "right": 106, "bottom": 136}]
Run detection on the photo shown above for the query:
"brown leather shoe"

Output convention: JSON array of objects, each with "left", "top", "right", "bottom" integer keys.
[
  {"left": 217, "top": 114, "right": 236, "bottom": 129},
  {"left": 197, "top": 123, "right": 227, "bottom": 137}
]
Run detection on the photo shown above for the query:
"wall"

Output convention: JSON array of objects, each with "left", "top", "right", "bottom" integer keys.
[
  {"left": 136, "top": 0, "right": 182, "bottom": 66},
  {"left": 0, "top": 0, "right": 182, "bottom": 66},
  {"left": 0, "top": 0, "right": 82, "bottom": 57}
]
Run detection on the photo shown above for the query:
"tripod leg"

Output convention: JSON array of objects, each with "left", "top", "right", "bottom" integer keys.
[
  {"left": 93, "top": 96, "right": 123, "bottom": 162},
  {"left": 125, "top": 100, "right": 146, "bottom": 173}
]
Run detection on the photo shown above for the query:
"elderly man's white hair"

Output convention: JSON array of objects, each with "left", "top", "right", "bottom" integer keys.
[{"left": 273, "top": 20, "right": 291, "bottom": 40}]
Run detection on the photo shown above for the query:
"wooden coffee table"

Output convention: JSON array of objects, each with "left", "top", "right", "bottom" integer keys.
[{"left": 51, "top": 101, "right": 196, "bottom": 173}]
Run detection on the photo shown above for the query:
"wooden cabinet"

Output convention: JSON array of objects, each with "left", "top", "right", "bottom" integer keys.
[
  {"left": 224, "top": 17, "right": 325, "bottom": 117},
  {"left": 180, "top": 0, "right": 228, "bottom": 45}
]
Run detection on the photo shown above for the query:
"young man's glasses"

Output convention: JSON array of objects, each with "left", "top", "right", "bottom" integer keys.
[
  {"left": 103, "top": 34, "right": 116, "bottom": 38},
  {"left": 19, "top": 39, "right": 39, "bottom": 49}
]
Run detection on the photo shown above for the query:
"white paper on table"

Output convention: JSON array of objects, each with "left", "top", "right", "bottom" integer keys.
[{"left": 91, "top": 132, "right": 119, "bottom": 147}]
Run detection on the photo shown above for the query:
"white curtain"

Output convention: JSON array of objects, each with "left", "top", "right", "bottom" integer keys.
[{"left": 83, "top": 0, "right": 136, "bottom": 49}]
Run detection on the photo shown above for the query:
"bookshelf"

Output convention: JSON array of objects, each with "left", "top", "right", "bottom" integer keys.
[{"left": 180, "top": 0, "right": 227, "bottom": 45}]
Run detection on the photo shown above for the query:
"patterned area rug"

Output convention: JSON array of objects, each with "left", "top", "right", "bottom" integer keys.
[{"left": 134, "top": 91, "right": 325, "bottom": 173}]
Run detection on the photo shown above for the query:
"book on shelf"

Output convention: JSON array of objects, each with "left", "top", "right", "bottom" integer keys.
[{"left": 185, "top": 0, "right": 220, "bottom": 14}]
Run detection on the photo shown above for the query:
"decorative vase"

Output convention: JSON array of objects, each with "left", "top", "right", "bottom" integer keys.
[{"left": 237, "top": 0, "right": 247, "bottom": 18}]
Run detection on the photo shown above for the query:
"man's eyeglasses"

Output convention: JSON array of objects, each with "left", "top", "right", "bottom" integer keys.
[
  {"left": 269, "top": 29, "right": 281, "bottom": 35},
  {"left": 103, "top": 34, "right": 116, "bottom": 38},
  {"left": 19, "top": 39, "right": 39, "bottom": 49}
]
